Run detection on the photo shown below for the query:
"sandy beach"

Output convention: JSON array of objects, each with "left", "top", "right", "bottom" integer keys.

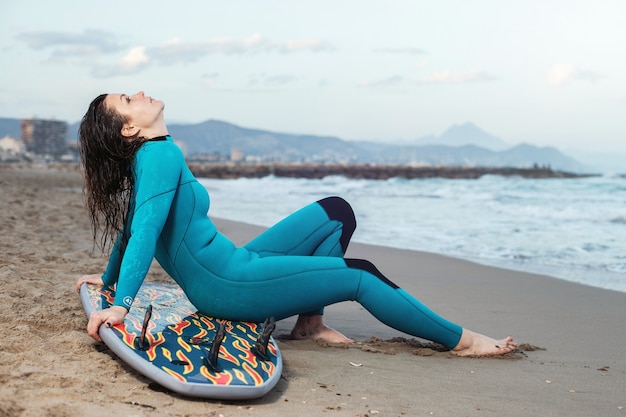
[{"left": 1, "top": 166, "right": 624, "bottom": 417}]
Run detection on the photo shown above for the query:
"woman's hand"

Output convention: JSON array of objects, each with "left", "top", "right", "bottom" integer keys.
[
  {"left": 76, "top": 273, "right": 104, "bottom": 293},
  {"left": 87, "top": 306, "right": 128, "bottom": 342}
]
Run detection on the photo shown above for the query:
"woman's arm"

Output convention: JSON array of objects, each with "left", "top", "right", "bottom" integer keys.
[
  {"left": 86, "top": 306, "right": 129, "bottom": 342},
  {"left": 100, "top": 227, "right": 129, "bottom": 287},
  {"left": 77, "top": 140, "right": 185, "bottom": 342},
  {"left": 76, "top": 273, "right": 127, "bottom": 342},
  {"left": 75, "top": 273, "right": 104, "bottom": 292},
  {"left": 111, "top": 141, "right": 184, "bottom": 310}
]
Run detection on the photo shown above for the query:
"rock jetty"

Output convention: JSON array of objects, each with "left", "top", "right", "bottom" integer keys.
[{"left": 188, "top": 163, "right": 592, "bottom": 180}]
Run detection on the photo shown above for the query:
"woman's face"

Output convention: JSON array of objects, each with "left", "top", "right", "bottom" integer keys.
[{"left": 104, "top": 91, "right": 165, "bottom": 138}]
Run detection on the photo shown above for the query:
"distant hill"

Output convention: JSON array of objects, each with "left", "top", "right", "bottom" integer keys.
[
  {"left": 350, "top": 142, "right": 586, "bottom": 171},
  {"left": 411, "top": 122, "right": 511, "bottom": 151},
  {"left": 5, "top": 116, "right": 594, "bottom": 173},
  {"left": 167, "top": 120, "right": 369, "bottom": 163}
]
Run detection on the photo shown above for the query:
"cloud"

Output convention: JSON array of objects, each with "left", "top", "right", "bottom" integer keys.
[
  {"left": 546, "top": 64, "right": 576, "bottom": 86},
  {"left": 120, "top": 46, "right": 150, "bottom": 69},
  {"left": 15, "top": 29, "right": 125, "bottom": 57},
  {"left": 546, "top": 64, "right": 605, "bottom": 86},
  {"left": 358, "top": 75, "right": 406, "bottom": 88},
  {"left": 358, "top": 70, "right": 494, "bottom": 88},
  {"left": 574, "top": 69, "right": 605, "bottom": 83},
  {"left": 419, "top": 70, "right": 495, "bottom": 84},
  {"left": 148, "top": 34, "right": 269, "bottom": 64},
  {"left": 91, "top": 46, "right": 150, "bottom": 78},
  {"left": 248, "top": 73, "right": 298, "bottom": 87},
  {"left": 16, "top": 30, "right": 334, "bottom": 78},
  {"left": 148, "top": 35, "right": 334, "bottom": 64},
  {"left": 202, "top": 72, "right": 220, "bottom": 79},
  {"left": 373, "top": 47, "right": 426, "bottom": 55},
  {"left": 263, "top": 74, "right": 297, "bottom": 85},
  {"left": 277, "top": 39, "right": 335, "bottom": 54}
]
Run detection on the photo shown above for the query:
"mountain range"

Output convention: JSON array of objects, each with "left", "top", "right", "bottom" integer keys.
[
  {"left": 0, "top": 117, "right": 604, "bottom": 173},
  {"left": 163, "top": 120, "right": 589, "bottom": 173}
]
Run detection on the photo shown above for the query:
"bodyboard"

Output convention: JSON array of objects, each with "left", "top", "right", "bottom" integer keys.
[{"left": 80, "top": 281, "right": 282, "bottom": 400}]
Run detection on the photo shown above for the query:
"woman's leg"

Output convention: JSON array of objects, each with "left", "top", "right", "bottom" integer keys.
[
  {"left": 243, "top": 196, "right": 357, "bottom": 342},
  {"left": 244, "top": 196, "right": 356, "bottom": 258},
  {"left": 196, "top": 236, "right": 517, "bottom": 355},
  {"left": 280, "top": 258, "right": 517, "bottom": 354},
  {"left": 343, "top": 259, "right": 516, "bottom": 355},
  {"left": 204, "top": 252, "right": 454, "bottom": 347}
]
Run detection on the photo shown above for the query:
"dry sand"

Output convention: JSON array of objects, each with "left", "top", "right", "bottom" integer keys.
[{"left": 0, "top": 165, "right": 624, "bottom": 417}]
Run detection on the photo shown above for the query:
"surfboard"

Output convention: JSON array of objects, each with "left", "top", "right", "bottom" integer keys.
[{"left": 79, "top": 281, "right": 283, "bottom": 400}]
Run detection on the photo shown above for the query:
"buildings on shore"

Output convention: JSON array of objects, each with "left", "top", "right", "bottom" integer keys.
[
  {"left": 1, "top": 118, "right": 72, "bottom": 162},
  {"left": 0, "top": 135, "right": 25, "bottom": 159},
  {"left": 21, "top": 119, "right": 68, "bottom": 158}
]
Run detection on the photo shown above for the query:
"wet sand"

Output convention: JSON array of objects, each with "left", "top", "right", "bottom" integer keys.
[{"left": 1, "top": 165, "right": 624, "bottom": 417}]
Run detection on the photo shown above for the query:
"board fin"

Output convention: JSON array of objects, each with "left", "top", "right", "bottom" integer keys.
[
  {"left": 203, "top": 322, "right": 226, "bottom": 372},
  {"left": 251, "top": 317, "right": 276, "bottom": 361},
  {"left": 134, "top": 304, "right": 153, "bottom": 351}
]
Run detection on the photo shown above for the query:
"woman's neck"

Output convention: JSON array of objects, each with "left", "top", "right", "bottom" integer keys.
[{"left": 139, "top": 121, "right": 169, "bottom": 140}]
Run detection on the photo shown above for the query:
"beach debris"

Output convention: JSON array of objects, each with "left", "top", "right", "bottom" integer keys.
[
  {"left": 325, "top": 405, "right": 343, "bottom": 411},
  {"left": 360, "top": 345, "right": 390, "bottom": 354},
  {"left": 569, "top": 389, "right": 576, "bottom": 393},
  {"left": 413, "top": 348, "right": 436, "bottom": 356},
  {"left": 124, "top": 401, "right": 156, "bottom": 411},
  {"left": 356, "top": 336, "right": 451, "bottom": 356},
  {"left": 517, "top": 343, "right": 546, "bottom": 351},
  {"left": 597, "top": 365, "right": 610, "bottom": 372},
  {"left": 349, "top": 361, "right": 363, "bottom": 367},
  {"left": 545, "top": 380, "right": 552, "bottom": 384}
]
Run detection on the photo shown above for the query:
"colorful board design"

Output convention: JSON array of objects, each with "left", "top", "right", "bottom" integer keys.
[{"left": 80, "top": 282, "right": 282, "bottom": 399}]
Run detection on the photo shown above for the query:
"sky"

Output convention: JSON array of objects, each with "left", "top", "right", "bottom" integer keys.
[{"left": 1, "top": 0, "right": 625, "bottom": 153}]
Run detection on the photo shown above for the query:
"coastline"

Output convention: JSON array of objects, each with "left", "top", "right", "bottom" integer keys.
[
  {"left": 187, "top": 162, "right": 593, "bottom": 180},
  {"left": 1, "top": 165, "right": 624, "bottom": 417}
]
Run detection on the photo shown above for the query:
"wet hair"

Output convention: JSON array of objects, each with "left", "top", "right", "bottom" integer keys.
[{"left": 78, "top": 94, "right": 144, "bottom": 252}]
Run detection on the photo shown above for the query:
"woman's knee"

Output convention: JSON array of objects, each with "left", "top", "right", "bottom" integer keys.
[
  {"left": 317, "top": 196, "right": 356, "bottom": 232},
  {"left": 317, "top": 196, "right": 357, "bottom": 252}
]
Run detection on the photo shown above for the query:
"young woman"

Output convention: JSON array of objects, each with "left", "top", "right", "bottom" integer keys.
[{"left": 76, "top": 91, "right": 517, "bottom": 356}]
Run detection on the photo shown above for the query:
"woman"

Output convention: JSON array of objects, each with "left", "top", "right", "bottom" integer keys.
[{"left": 76, "top": 91, "right": 517, "bottom": 356}]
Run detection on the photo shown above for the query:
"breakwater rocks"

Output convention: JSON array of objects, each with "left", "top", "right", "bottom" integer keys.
[{"left": 188, "top": 163, "right": 593, "bottom": 180}]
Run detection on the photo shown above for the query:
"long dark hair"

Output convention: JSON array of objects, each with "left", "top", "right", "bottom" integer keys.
[{"left": 78, "top": 94, "right": 145, "bottom": 252}]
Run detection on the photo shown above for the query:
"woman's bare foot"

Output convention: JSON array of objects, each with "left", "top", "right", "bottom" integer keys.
[
  {"left": 451, "top": 329, "right": 518, "bottom": 357},
  {"left": 289, "top": 315, "right": 354, "bottom": 344}
]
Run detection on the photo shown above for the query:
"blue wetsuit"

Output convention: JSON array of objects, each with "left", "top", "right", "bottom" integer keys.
[{"left": 103, "top": 136, "right": 463, "bottom": 348}]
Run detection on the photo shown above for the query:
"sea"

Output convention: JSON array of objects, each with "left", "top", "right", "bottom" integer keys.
[{"left": 198, "top": 174, "right": 626, "bottom": 294}]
